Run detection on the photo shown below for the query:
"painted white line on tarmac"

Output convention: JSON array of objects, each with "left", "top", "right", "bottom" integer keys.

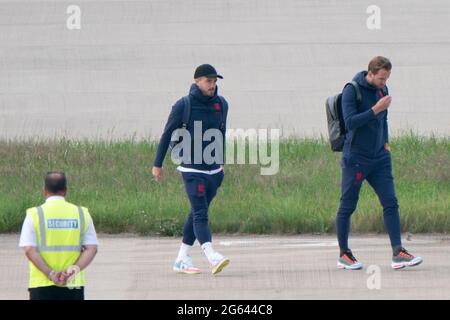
[{"left": 219, "top": 240, "right": 339, "bottom": 247}]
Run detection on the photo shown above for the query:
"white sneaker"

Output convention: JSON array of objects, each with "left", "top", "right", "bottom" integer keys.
[
  {"left": 210, "top": 252, "right": 230, "bottom": 275},
  {"left": 173, "top": 256, "right": 201, "bottom": 274}
]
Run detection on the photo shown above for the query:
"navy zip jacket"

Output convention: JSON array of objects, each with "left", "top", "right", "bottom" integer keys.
[
  {"left": 153, "top": 83, "right": 228, "bottom": 171},
  {"left": 342, "top": 71, "right": 389, "bottom": 159}
]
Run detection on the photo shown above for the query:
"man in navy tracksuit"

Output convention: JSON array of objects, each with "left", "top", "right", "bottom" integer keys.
[
  {"left": 152, "top": 64, "right": 230, "bottom": 275},
  {"left": 336, "top": 56, "right": 423, "bottom": 270}
]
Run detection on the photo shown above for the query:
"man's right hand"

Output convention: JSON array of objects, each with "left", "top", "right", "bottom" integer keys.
[
  {"left": 48, "top": 271, "right": 66, "bottom": 286},
  {"left": 152, "top": 166, "right": 163, "bottom": 182},
  {"left": 372, "top": 95, "right": 392, "bottom": 115}
]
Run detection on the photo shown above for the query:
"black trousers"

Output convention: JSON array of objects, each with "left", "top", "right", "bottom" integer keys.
[{"left": 29, "top": 286, "right": 84, "bottom": 300}]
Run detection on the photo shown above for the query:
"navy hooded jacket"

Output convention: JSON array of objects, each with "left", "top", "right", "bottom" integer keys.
[
  {"left": 153, "top": 83, "right": 228, "bottom": 171},
  {"left": 342, "top": 71, "right": 390, "bottom": 159}
]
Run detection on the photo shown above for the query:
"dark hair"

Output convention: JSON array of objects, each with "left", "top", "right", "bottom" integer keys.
[
  {"left": 45, "top": 171, "right": 67, "bottom": 193},
  {"left": 368, "top": 56, "right": 392, "bottom": 74}
]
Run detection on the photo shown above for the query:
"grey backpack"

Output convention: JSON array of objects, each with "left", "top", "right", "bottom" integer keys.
[{"left": 325, "top": 81, "right": 361, "bottom": 152}]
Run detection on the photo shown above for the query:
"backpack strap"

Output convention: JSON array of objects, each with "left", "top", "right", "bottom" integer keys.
[
  {"left": 181, "top": 96, "right": 191, "bottom": 129},
  {"left": 346, "top": 81, "right": 362, "bottom": 146},
  {"left": 217, "top": 96, "right": 228, "bottom": 131},
  {"left": 349, "top": 81, "right": 362, "bottom": 107},
  {"left": 181, "top": 95, "right": 227, "bottom": 130}
]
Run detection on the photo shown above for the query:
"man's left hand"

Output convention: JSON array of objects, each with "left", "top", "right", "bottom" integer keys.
[{"left": 385, "top": 143, "right": 391, "bottom": 152}]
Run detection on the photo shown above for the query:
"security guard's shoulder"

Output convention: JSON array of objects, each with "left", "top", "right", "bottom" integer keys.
[
  {"left": 80, "top": 206, "right": 90, "bottom": 214},
  {"left": 63, "top": 201, "right": 89, "bottom": 213},
  {"left": 76, "top": 205, "right": 91, "bottom": 217},
  {"left": 25, "top": 207, "right": 38, "bottom": 216}
]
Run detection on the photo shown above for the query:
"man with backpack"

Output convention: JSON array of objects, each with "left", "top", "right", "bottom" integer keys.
[
  {"left": 329, "top": 56, "right": 422, "bottom": 270},
  {"left": 152, "top": 64, "right": 230, "bottom": 275}
]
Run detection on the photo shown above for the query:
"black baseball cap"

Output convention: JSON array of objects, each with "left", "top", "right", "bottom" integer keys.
[{"left": 194, "top": 64, "right": 223, "bottom": 79}]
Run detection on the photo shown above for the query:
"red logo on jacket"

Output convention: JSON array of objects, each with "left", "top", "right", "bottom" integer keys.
[
  {"left": 355, "top": 171, "right": 363, "bottom": 183},
  {"left": 214, "top": 103, "right": 221, "bottom": 111}
]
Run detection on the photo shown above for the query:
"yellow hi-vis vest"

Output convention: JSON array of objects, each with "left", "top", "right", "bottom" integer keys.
[{"left": 27, "top": 199, "right": 89, "bottom": 289}]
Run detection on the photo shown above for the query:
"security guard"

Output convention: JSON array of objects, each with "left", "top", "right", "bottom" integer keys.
[{"left": 19, "top": 172, "right": 98, "bottom": 300}]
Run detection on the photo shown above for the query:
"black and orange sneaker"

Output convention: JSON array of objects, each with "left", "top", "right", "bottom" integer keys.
[
  {"left": 337, "top": 250, "right": 363, "bottom": 270},
  {"left": 391, "top": 248, "right": 423, "bottom": 270}
]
